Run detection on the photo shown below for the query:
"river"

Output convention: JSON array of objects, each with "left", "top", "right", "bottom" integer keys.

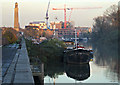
[{"left": 44, "top": 41, "right": 119, "bottom": 84}]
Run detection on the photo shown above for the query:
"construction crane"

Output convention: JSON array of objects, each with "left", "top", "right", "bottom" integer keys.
[
  {"left": 53, "top": 5, "right": 102, "bottom": 29},
  {"left": 46, "top": 0, "right": 50, "bottom": 29}
]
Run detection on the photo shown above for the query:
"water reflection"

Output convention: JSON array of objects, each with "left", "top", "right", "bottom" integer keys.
[
  {"left": 44, "top": 62, "right": 64, "bottom": 78},
  {"left": 43, "top": 41, "right": 119, "bottom": 83},
  {"left": 44, "top": 59, "right": 90, "bottom": 83},
  {"left": 79, "top": 41, "right": 119, "bottom": 82},
  {"left": 92, "top": 42, "right": 119, "bottom": 83},
  {"left": 65, "top": 63, "right": 90, "bottom": 81}
]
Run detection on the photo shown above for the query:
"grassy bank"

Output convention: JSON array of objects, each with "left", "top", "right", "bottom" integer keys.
[{"left": 25, "top": 39, "right": 65, "bottom": 64}]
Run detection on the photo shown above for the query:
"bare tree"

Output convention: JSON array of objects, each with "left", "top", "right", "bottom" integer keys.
[
  {"left": 104, "top": 5, "right": 118, "bottom": 26},
  {"left": 92, "top": 4, "right": 118, "bottom": 42}
]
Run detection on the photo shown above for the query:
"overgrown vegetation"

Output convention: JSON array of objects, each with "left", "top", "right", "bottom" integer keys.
[
  {"left": 2, "top": 28, "right": 18, "bottom": 45},
  {"left": 26, "top": 39, "right": 65, "bottom": 64}
]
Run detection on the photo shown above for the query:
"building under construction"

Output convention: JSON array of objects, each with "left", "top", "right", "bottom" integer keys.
[
  {"left": 25, "top": 21, "right": 92, "bottom": 38},
  {"left": 50, "top": 21, "right": 75, "bottom": 38}
]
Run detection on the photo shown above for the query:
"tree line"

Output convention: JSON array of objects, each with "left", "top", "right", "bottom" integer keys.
[
  {"left": 91, "top": 4, "right": 120, "bottom": 81},
  {"left": 23, "top": 27, "right": 54, "bottom": 39},
  {"left": 91, "top": 5, "right": 119, "bottom": 46}
]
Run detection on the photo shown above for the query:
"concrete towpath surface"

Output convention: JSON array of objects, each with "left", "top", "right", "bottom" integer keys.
[
  {"left": 2, "top": 47, "right": 17, "bottom": 78},
  {"left": 2, "top": 38, "right": 34, "bottom": 85}
]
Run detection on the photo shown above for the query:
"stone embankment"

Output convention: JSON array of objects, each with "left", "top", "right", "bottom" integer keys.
[{"left": 2, "top": 38, "right": 34, "bottom": 85}]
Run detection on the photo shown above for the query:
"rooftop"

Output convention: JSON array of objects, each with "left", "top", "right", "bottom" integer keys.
[{"left": 30, "top": 21, "right": 45, "bottom": 24}]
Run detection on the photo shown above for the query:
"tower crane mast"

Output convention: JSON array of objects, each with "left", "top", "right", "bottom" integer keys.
[{"left": 46, "top": 0, "right": 50, "bottom": 29}]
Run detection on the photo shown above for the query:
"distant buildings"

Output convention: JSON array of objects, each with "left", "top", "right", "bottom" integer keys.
[
  {"left": 25, "top": 21, "right": 47, "bottom": 30},
  {"left": 50, "top": 21, "right": 74, "bottom": 29},
  {"left": 50, "top": 21, "right": 75, "bottom": 38},
  {"left": 50, "top": 21, "right": 62, "bottom": 29},
  {"left": 76, "top": 27, "right": 92, "bottom": 33},
  {"left": 25, "top": 21, "right": 91, "bottom": 38},
  {"left": 75, "top": 27, "right": 92, "bottom": 38},
  {"left": 25, "top": 21, "right": 74, "bottom": 30},
  {"left": 25, "top": 21, "right": 74, "bottom": 38},
  {"left": 25, "top": 22, "right": 53, "bottom": 39}
]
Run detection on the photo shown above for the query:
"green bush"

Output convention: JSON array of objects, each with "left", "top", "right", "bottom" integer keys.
[{"left": 26, "top": 39, "right": 65, "bottom": 64}]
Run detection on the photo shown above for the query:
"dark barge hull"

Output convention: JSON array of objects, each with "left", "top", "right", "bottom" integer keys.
[
  {"left": 64, "top": 63, "right": 90, "bottom": 81},
  {"left": 64, "top": 49, "right": 93, "bottom": 64}
]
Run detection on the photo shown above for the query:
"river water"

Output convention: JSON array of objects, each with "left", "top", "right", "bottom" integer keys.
[
  {"left": 44, "top": 62, "right": 118, "bottom": 83},
  {"left": 44, "top": 42, "right": 119, "bottom": 84}
]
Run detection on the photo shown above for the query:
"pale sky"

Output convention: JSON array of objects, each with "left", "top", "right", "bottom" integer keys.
[{"left": 0, "top": 0, "right": 119, "bottom": 28}]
